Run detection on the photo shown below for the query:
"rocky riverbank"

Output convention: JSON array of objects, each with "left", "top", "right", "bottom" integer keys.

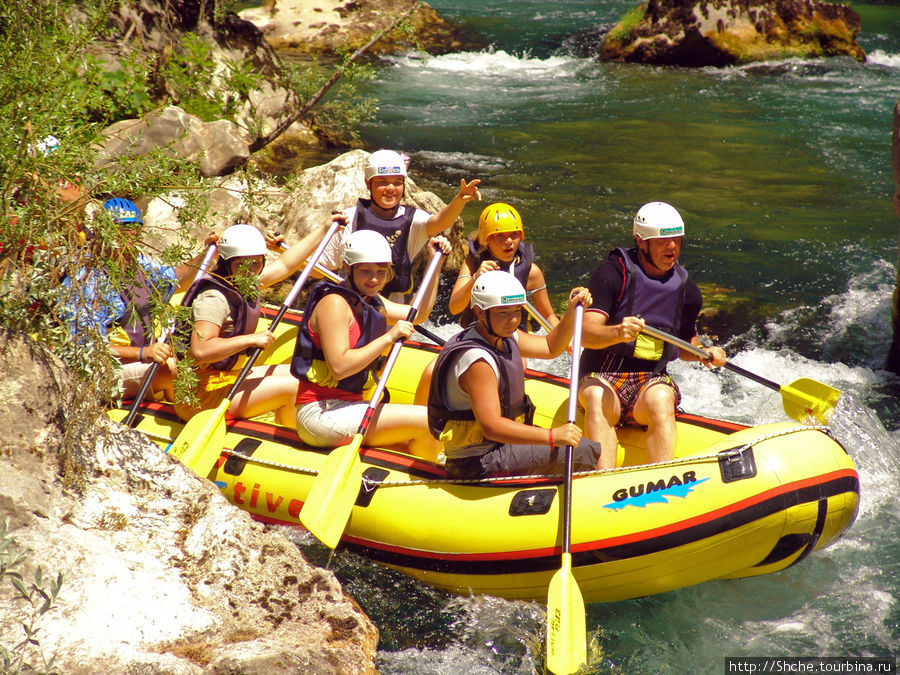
[{"left": 0, "top": 333, "right": 378, "bottom": 673}]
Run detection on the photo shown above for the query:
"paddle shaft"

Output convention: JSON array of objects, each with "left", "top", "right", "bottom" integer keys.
[
  {"left": 222, "top": 221, "right": 341, "bottom": 402},
  {"left": 123, "top": 244, "right": 217, "bottom": 426},
  {"left": 545, "top": 304, "right": 587, "bottom": 675},
  {"left": 562, "top": 305, "right": 583, "bottom": 554},
  {"left": 524, "top": 300, "right": 554, "bottom": 333},
  {"left": 639, "top": 324, "right": 781, "bottom": 394},
  {"left": 352, "top": 250, "right": 445, "bottom": 436}
]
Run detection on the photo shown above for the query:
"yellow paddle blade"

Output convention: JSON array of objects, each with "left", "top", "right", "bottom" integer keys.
[
  {"left": 168, "top": 399, "right": 229, "bottom": 476},
  {"left": 546, "top": 553, "right": 587, "bottom": 675},
  {"left": 300, "top": 434, "right": 364, "bottom": 549},
  {"left": 781, "top": 378, "right": 841, "bottom": 425}
]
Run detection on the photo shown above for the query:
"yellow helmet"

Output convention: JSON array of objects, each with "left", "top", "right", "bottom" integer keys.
[{"left": 477, "top": 203, "right": 524, "bottom": 247}]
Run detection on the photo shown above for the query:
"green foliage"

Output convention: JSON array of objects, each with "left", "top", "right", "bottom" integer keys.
[
  {"left": 0, "top": 0, "right": 218, "bottom": 457},
  {"left": 0, "top": 0, "right": 386, "bottom": 444},
  {"left": 280, "top": 56, "right": 378, "bottom": 146},
  {"left": 0, "top": 519, "right": 63, "bottom": 675},
  {"left": 158, "top": 32, "right": 264, "bottom": 123},
  {"left": 606, "top": 4, "right": 648, "bottom": 45}
]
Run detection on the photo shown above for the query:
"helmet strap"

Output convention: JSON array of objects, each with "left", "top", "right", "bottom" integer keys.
[
  {"left": 636, "top": 237, "right": 667, "bottom": 274},
  {"left": 475, "top": 308, "right": 508, "bottom": 350}
]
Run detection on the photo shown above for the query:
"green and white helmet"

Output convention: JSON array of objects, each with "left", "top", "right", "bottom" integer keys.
[
  {"left": 219, "top": 224, "right": 266, "bottom": 260},
  {"left": 633, "top": 201, "right": 685, "bottom": 240},
  {"left": 342, "top": 229, "right": 393, "bottom": 267},
  {"left": 364, "top": 149, "right": 408, "bottom": 182},
  {"left": 471, "top": 270, "right": 527, "bottom": 311}
]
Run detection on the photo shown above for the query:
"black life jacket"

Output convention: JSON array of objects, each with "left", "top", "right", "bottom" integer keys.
[
  {"left": 459, "top": 239, "right": 536, "bottom": 330},
  {"left": 290, "top": 280, "right": 388, "bottom": 395},
  {"left": 600, "top": 246, "right": 689, "bottom": 370},
  {"left": 115, "top": 266, "right": 155, "bottom": 348},
  {"left": 427, "top": 326, "right": 535, "bottom": 453},
  {"left": 175, "top": 275, "right": 261, "bottom": 371},
  {"left": 353, "top": 198, "right": 415, "bottom": 296}
]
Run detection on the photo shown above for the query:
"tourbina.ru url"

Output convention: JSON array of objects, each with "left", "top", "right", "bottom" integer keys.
[{"left": 726, "top": 657, "right": 896, "bottom": 673}]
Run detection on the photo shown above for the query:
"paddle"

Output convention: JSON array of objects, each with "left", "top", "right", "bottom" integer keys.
[
  {"left": 640, "top": 324, "right": 841, "bottom": 424},
  {"left": 524, "top": 299, "right": 554, "bottom": 333},
  {"left": 300, "top": 249, "right": 446, "bottom": 549},
  {"left": 122, "top": 244, "right": 217, "bottom": 427},
  {"left": 545, "top": 304, "right": 587, "bottom": 675},
  {"left": 168, "top": 221, "right": 341, "bottom": 475}
]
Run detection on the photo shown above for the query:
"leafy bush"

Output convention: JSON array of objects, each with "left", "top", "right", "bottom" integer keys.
[{"left": 0, "top": 519, "right": 63, "bottom": 675}]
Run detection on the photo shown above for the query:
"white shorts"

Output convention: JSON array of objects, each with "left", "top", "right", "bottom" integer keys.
[{"left": 295, "top": 399, "right": 370, "bottom": 447}]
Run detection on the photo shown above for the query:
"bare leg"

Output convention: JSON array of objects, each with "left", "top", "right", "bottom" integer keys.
[
  {"left": 150, "top": 357, "right": 177, "bottom": 402},
  {"left": 229, "top": 364, "right": 298, "bottom": 425},
  {"left": 578, "top": 377, "right": 620, "bottom": 470},
  {"left": 365, "top": 403, "right": 443, "bottom": 462},
  {"left": 413, "top": 359, "right": 436, "bottom": 406},
  {"left": 632, "top": 383, "right": 677, "bottom": 463}
]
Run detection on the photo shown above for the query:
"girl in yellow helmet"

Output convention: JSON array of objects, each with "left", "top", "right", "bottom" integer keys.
[{"left": 449, "top": 202, "right": 559, "bottom": 332}]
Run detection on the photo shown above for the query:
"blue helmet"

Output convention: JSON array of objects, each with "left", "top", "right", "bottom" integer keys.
[{"left": 103, "top": 198, "right": 142, "bottom": 225}]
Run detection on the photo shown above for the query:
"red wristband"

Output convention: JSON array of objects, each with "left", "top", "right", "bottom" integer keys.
[{"left": 549, "top": 429, "right": 554, "bottom": 447}]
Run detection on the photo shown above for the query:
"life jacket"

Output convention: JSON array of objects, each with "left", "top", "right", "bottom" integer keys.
[
  {"left": 115, "top": 267, "right": 155, "bottom": 348},
  {"left": 601, "top": 247, "right": 689, "bottom": 371},
  {"left": 427, "top": 326, "right": 535, "bottom": 458},
  {"left": 175, "top": 275, "right": 261, "bottom": 371},
  {"left": 290, "top": 280, "right": 388, "bottom": 395},
  {"left": 113, "top": 258, "right": 176, "bottom": 347},
  {"left": 353, "top": 198, "right": 415, "bottom": 296},
  {"left": 459, "top": 239, "right": 536, "bottom": 330}
]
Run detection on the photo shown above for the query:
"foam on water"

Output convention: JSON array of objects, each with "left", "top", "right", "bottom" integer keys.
[{"left": 867, "top": 50, "right": 900, "bottom": 70}]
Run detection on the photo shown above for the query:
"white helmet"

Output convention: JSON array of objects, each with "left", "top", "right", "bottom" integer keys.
[
  {"left": 471, "top": 270, "right": 527, "bottom": 311},
  {"left": 633, "top": 202, "right": 685, "bottom": 240},
  {"left": 342, "top": 229, "right": 393, "bottom": 267},
  {"left": 364, "top": 149, "right": 408, "bottom": 182},
  {"left": 219, "top": 224, "right": 266, "bottom": 260}
]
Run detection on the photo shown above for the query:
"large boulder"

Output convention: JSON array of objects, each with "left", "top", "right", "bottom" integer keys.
[
  {"left": 240, "top": 0, "right": 477, "bottom": 58},
  {"left": 96, "top": 106, "right": 252, "bottom": 178},
  {"left": 601, "top": 0, "right": 865, "bottom": 66},
  {"left": 0, "top": 332, "right": 378, "bottom": 673}
]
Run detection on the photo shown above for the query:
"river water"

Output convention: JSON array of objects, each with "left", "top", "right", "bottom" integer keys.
[{"left": 286, "top": 1, "right": 900, "bottom": 672}]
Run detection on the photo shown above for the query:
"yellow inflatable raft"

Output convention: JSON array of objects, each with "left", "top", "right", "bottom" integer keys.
[{"left": 111, "top": 307, "right": 859, "bottom": 604}]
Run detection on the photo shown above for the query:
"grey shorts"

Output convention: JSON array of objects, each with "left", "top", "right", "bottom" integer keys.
[
  {"left": 295, "top": 399, "right": 369, "bottom": 447},
  {"left": 445, "top": 438, "right": 602, "bottom": 480}
]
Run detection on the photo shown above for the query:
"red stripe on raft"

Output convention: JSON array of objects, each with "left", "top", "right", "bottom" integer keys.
[
  {"left": 572, "top": 468, "right": 859, "bottom": 553},
  {"left": 333, "top": 468, "right": 858, "bottom": 563}
]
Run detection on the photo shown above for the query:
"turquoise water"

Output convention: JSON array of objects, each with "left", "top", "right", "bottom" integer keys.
[{"left": 290, "top": 2, "right": 900, "bottom": 672}]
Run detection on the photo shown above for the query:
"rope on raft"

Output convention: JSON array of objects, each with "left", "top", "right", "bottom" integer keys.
[{"left": 214, "top": 424, "right": 829, "bottom": 488}]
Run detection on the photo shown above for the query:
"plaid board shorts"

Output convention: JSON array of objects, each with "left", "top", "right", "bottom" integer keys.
[{"left": 582, "top": 370, "right": 681, "bottom": 426}]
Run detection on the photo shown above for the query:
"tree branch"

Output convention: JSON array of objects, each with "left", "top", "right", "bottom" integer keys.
[{"left": 247, "top": 1, "right": 421, "bottom": 155}]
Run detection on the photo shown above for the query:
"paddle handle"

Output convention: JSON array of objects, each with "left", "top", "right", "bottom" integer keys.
[
  {"left": 223, "top": 221, "right": 341, "bottom": 401},
  {"left": 354, "top": 250, "right": 445, "bottom": 436},
  {"left": 640, "top": 324, "right": 781, "bottom": 394},
  {"left": 123, "top": 243, "right": 218, "bottom": 427}
]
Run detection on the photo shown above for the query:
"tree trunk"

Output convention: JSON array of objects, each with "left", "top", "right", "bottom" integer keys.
[{"left": 886, "top": 95, "right": 900, "bottom": 373}]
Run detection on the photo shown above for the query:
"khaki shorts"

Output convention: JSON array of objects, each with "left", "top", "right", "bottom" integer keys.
[{"left": 295, "top": 399, "right": 368, "bottom": 447}]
